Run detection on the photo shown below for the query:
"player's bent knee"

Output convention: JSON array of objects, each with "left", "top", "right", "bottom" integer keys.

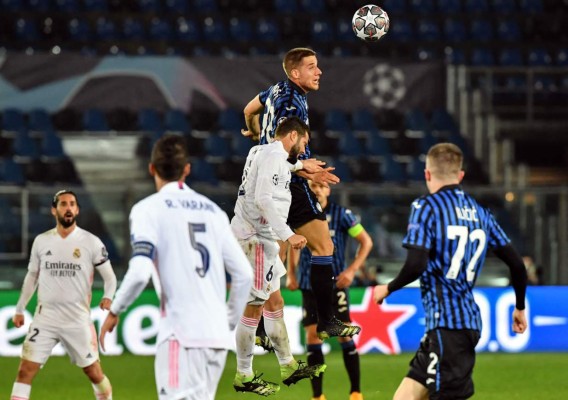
[{"left": 83, "top": 361, "right": 104, "bottom": 383}]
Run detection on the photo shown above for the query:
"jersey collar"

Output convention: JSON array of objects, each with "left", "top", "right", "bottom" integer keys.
[
  {"left": 436, "top": 184, "right": 462, "bottom": 193},
  {"left": 287, "top": 79, "right": 307, "bottom": 96},
  {"left": 160, "top": 181, "right": 191, "bottom": 192}
]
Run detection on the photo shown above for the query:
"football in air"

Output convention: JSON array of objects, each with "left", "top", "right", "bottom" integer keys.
[{"left": 352, "top": 4, "right": 389, "bottom": 42}]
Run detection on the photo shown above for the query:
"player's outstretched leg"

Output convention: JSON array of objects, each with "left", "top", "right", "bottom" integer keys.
[
  {"left": 281, "top": 360, "right": 327, "bottom": 386},
  {"left": 233, "top": 372, "right": 280, "bottom": 396},
  {"left": 317, "top": 316, "right": 361, "bottom": 340}
]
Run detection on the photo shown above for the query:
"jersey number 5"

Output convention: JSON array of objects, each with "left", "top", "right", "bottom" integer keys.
[
  {"left": 188, "top": 223, "right": 210, "bottom": 277},
  {"left": 446, "top": 225, "right": 487, "bottom": 282}
]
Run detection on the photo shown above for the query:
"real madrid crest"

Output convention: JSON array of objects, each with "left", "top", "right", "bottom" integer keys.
[{"left": 73, "top": 248, "right": 81, "bottom": 258}]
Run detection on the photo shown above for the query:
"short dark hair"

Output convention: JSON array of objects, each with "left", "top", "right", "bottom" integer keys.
[
  {"left": 52, "top": 189, "right": 79, "bottom": 208},
  {"left": 283, "top": 47, "right": 317, "bottom": 77},
  {"left": 274, "top": 116, "right": 310, "bottom": 139},
  {"left": 151, "top": 134, "right": 188, "bottom": 181}
]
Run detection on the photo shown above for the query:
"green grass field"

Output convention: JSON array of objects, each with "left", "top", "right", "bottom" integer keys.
[{"left": 1, "top": 352, "right": 567, "bottom": 399}]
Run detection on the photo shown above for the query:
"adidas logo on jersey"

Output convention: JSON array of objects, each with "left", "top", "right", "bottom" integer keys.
[
  {"left": 160, "top": 388, "right": 167, "bottom": 395},
  {"left": 46, "top": 250, "right": 52, "bottom": 256},
  {"left": 86, "top": 353, "right": 93, "bottom": 358}
]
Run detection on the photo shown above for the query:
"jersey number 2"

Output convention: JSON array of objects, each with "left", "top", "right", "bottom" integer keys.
[{"left": 188, "top": 223, "right": 210, "bottom": 277}]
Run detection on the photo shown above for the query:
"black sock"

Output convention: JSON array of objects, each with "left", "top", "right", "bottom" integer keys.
[
  {"left": 341, "top": 340, "right": 361, "bottom": 393},
  {"left": 307, "top": 343, "right": 325, "bottom": 397},
  {"left": 256, "top": 315, "right": 266, "bottom": 337},
  {"left": 309, "top": 256, "right": 335, "bottom": 325}
]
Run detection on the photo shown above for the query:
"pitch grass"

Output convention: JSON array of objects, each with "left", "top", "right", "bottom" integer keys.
[{"left": 1, "top": 352, "right": 567, "bottom": 399}]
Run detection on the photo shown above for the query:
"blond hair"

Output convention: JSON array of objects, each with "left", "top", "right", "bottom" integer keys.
[
  {"left": 426, "top": 143, "right": 463, "bottom": 179},
  {"left": 282, "top": 48, "right": 316, "bottom": 78}
]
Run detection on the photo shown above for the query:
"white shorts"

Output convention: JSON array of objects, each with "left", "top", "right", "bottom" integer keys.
[
  {"left": 22, "top": 319, "right": 99, "bottom": 368},
  {"left": 155, "top": 337, "right": 228, "bottom": 400},
  {"left": 239, "top": 236, "right": 286, "bottom": 305}
]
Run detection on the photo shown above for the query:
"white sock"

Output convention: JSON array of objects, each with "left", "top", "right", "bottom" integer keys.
[
  {"left": 264, "top": 309, "right": 294, "bottom": 366},
  {"left": 92, "top": 375, "right": 112, "bottom": 400},
  {"left": 236, "top": 316, "right": 258, "bottom": 376},
  {"left": 11, "top": 382, "right": 31, "bottom": 400}
]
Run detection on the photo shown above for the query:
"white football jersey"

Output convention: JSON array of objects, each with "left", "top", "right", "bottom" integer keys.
[
  {"left": 27, "top": 227, "right": 110, "bottom": 326},
  {"left": 231, "top": 141, "right": 294, "bottom": 242},
  {"left": 129, "top": 182, "right": 252, "bottom": 349}
]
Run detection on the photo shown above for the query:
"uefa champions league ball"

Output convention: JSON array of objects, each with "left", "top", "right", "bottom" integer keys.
[{"left": 352, "top": 4, "right": 389, "bottom": 42}]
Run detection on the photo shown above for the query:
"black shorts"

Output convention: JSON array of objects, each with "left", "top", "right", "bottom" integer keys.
[
  {"left": 301, "top": 288, "right": 351, "bottom": 326},
  {"left": 407, "top": 328, "right": 480, "bottom": 400},
  {"left": 287, "top": 181, "right": 326, "bottom": 230}
]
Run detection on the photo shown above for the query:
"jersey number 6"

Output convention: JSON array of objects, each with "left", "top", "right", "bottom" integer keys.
[{"left": 188, "top": 223, "right": 210, "bottom": 277}]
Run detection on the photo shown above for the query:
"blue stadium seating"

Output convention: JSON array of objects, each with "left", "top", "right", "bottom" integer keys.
[
  {"left": 230, "top": 18, "right": 254, "bottom": 43},
  {"left": 464, "top": 0, "right": 489, "bottom": 13},
  {"left": 123, "top": 18, "right": 146, "bottom": 40},
  {"left": 28, "top": 109, "right": 53, "bottom": 132},
  {"left": 519, "top": 0, "right": 543, "bottom": 12},
  {"left": 470, "top": 19, "right": 494, "bottom": 41},
  {"left": 41, "top": 130, "right": 66, "bottom": 160},
  {"left": 312, "top": 19, "right": 334, "bottom": 43},
  {"left": 256, "top": 18, "right": 279, "bottom": 42},
  {"left": 83, "top": 109, "right": 109, "bottom": 131},
  {"left": 188, "top": 158, "right": 218, "bottom": 185},
  {"left": 336, "top": 19, "right": 357, "bottom": 43},
  {"left": 204, "top": 134, "right": 231, "bottom": 158},
  {"left": 274, "top": 0, "right": 297, "bottom": 13},
  {"left": 364, "top": 130, "right": 391, "bottom": 157},
  {"left": 54, "top": 0, "right": 79, "bottom": 12},
  {"left": 193, "top": 0, "right": 217, "bottom": 12},
  {"left": 95, "top": 17, "right": 118, "bottom": 41},
  {"left": 471, "top": 48, "right": 495, "bottom": 66},
  {"left": 68, "top": 18, "right": 92, "bottom": 41},
  {"left": 202, "top": 17, "right": 226, "bottom": 42},
  {"left": 149, "top": 17, "right": 173, "bottom": 41},
  {"left": 351, "top": 109, "right": 377, "bottom": 131},
  {"left": 138, "top": 109, "right": 162, "bottom": 131},
  {"left": 83, "top": 0, "right": 107, "bottom": 11},
  {"left": 138, "top": 0, "right": 161, "bottom": 12},
  {"left": 15, "top": 18, "right": 39, "bottom": 42},
  {"left": 2, "top": 109, "right": 25, "bottom": 132},
  {"left": 0, "top": 158, "right": 25, "bottom": 185},
  {"left": 409, "top": 0, "right": 435, "bottom": 14},
  {"left": 176, "top": 17, "right": 200, "bottom": 42},
  {"left": 1, "top": 0, "right": 24, "bottom": 11},
  {"left": 164, "top": 0, "right": 188, "bottom": 13},
  {"left": 300, "top": 0, "right": 325, "bottom": 13},
  {"left": 388, "top": 19, "right": 414, "bottom": 42},
  {"left": 499, "top": 48, "right": 524, "bottom": 66},
  {"left": 437, "top": 0, "right": 461, "bottom": 12},
  {"left": 417, "top": 20, "right": 441, "bottom": 42},
  {"left": 444, "top": 19, "right": 467, "bottom": 43},
  {"left": 12, "top": 130, "right": 40, "bottom": 160},
  {"left": 528, "top": 48, "right": 552, "bottom": 66},
  {"left": 556, "top": 48, "right": 568, "bottom": 66},
  {"left": 231, "top": 134, "right": 253, "bottom": 159},
  {"left": 217, "top": 108, "right": 242, "bottom": 132},
  {"left": 164, "top": 109, "right": 191, "bottom": 133},
  {"left": 492, "top": 0, "right": 516, "bottom": 13},
  {"left": 324, "top": 109, "right": 351, "bottom": 131},
  {"left": 497, "top": 20, "right": 521, "bottom": 42},
  {"left": 337, "top": 130, "right": 364, "bottom": 158}
]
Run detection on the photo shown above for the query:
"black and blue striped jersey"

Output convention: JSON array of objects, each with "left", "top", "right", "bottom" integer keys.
[
  {"left": 258, "top": 80, "right": 311, "bottom": 186},
  {"left": 298, "top": 202, "right": 359, "bottom": 290},
  {"left": 403, "top": 184, "right": 510, "bottom": 332}
]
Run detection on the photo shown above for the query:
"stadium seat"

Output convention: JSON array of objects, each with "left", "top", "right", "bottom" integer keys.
[
  {"left": 0, "top": 158, "right": 25, "bottom": 185},
  {"left": 204, "top": 134, "right": 231, "bottom": 158},
  {"left": 497, "top": 20, "right": 521, "bottom": 42},
  {"left": 217, "top": 108, "right": 242, "bottom": 132},
  {"left": 83, "top": 0, "right": 107, "bottom": 11},
  {"left": 83, "top": 109, "right": 109, "bottom": 131},
  {"left": 446, "top": 47, "right": 466, "bottom": 64},
  {"left": 229, "top": 17, "right": 254, "bottom": 42},
  {"left": 202, "top": 17, "right": 226, "bottom": 42},
  {"left": 405, "top": 109, "right": 430, "bottom": 132},
  {"left": 328, "top": 158, "right": 353, "bottom": 183},
  {"left": 54, "top": 0, "right": 79, "bottom": 12},
  {"left": 364, "top": 130, "right": 391, "bottom": 157},
  {"left": 1, "top": 0, "right": 24, "bottom": 11},
  {"left": 437, "top": 0, "right": 461, "bottom": 12},
  {"left": 123, "top": 18, "right": 146, "bottom": 40},
  {"left": 41, "top": 130, "right": 66, "bottom": 160},
  {"left": 380, "top": 155, "right": 406, "bottom": 184},
  {"left": 15, "top": 18, "right": 39, "bottom": 42},
  {"left": 12, "top": 130, "right": 40, "bottom": 160},
  {"left": 256, "top": 18, "right": 280, "bottom": 42},
  {"left": 95, "top": 17, "right": 118, "bottom": 41},
  {"left": 417, "top": 20, "right": 441, "bottom": 41},
  {"left": 231, "top": 134, "right": 253, "bottom": 159},
  {"left": 27, "top": 0, "right": 50, "bottom": 11},
  {"left": 351, "top": 108, "right": 378, "bottom": 131},
  {"left": 556, "top": 48, "right": 568, "bottom": 66},
  {"left": 336, "top": 18, "right": 357, "bottom": 43},
  {"left": 164, "top": 0, "right": 188, "bottom": 13},
  {"left": 382, "top": 0, "right": 408, "bottom": 14},
  {"left": 528, "top": 48, "right": 552, "bottom": 66},
  {"left": 519, "top": 0, "right": 543, "bottom": 12},
  {"left": 470, "top": 48, "right": 495, "bottom": 66},
  {"left": 68, "top": 18, "right": 92, "bottom": 42},
  {"left": 464, "top": 0, "right": 489, "bottom": 13},
  {"left": 176, "top": 17, "right": 200, "bottom": 42},
  {"left": 138, "top": 0, "right": 161, "bottom": 12},
  {"left": 274, "top": 0, "right": 297, "bottom": 13},
  {"left": 28, "top": 109, "right": 53, "bottom": 132},
  {"left": 499, "top": 48, "right": 524, "bottom": 66},
  {"left": 311, "top": 19, "right": 333, "bottom": 43},
  {"left": 407, "top": 157, "right": 426, "bottom": 182},
  {"left": 2, "top": 109, "right": 26, "bottom": 132},
  {"left": 444, "top": 19, "right": 467, "bottom": 43},
  {"left": 164, "top": 109, "right": 191, "bottom": 133},
  {"left": 388, "top": 19, "right": 414, "bottom": 42},
  {"left": 492, "top": 0, "right": 516, "bottom": 13},
  {"left": 299, "top": 0, "right": 325, "bottom": 13},
  {"left": 193, "top": 0, "right": 218, "bottom": 12},
  {"left": 325, "top": 109, "right": 351, "bottom": 131},
  {"left": 430, "top": 108, "right": 459, "bottom": 135},
  {"left": 188, "top": 158, "right": 218, "bottom": 185},
  {"left": 409, "top": 0, "right": 435, "bottom": 14},
  {"left": 470, "top": 19, "right": 494, "bottom": 41},
  {"left": 138, "top": 109, "right": 162, "bottom": 131},
  {"left": 337, "top": 130, "right": 364, "bottom": 157},
  {"left": 149, "top": 17, "right": 173, "bottom": 41}
]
